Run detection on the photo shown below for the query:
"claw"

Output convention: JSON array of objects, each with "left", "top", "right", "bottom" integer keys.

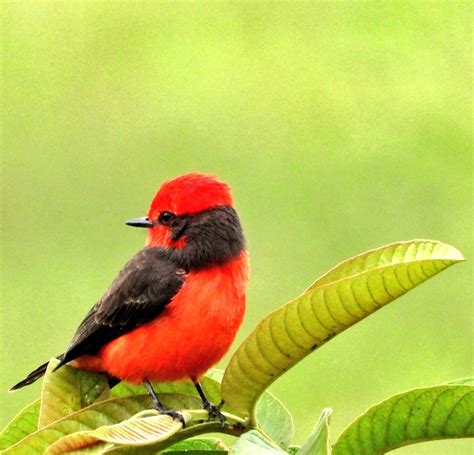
[
  {"left": 144, "top": 380, "right": 186, "bottom": 428},
  {"left": 157, "top": 408, "right": 187, "bottom": 428},
  {"left": 192, "top": 379, "right": 226, "bottom": 429},
  {"left": 204, "top": 402, "right": 226, "bottom": 429}
]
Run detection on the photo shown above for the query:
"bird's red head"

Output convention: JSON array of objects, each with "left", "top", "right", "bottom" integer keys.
[{"left": 143, "top": 173, "right": 234, "bottom": 248}]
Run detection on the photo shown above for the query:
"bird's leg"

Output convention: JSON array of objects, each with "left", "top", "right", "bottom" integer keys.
[
  {"left": 193, "top": 379, "right": 226, "bottom": 428},
  {"left": 144, "top": 380, "right": 186, "bottom": 427}
]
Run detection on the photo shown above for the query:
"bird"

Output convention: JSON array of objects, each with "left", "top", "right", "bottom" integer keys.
[{"left": 10, "top": 173, "right": 249, "bottom": 426}]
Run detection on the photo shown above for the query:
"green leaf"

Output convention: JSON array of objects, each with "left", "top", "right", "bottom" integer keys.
[
  {"left": 221, "top": 240, "right": 464, "bottom": 416},
  {"left": 230, "top": 430, "right": 287, "bottom": 454},
  {"left": 4, "top": 395, "right": 151, "bottom": 454},
  {"left": 205, "top": 369, "right": 225, "bottom": 383},
  {"left": 303, "top": 240, "right": 463, "bottom": 291},
  {"left": 297, "top": 408, "right": 331, "bottom": 455},
  {"left": 39, "top": 358, "right": 110, "bottom": 428},
  {"left": 5, "top": 393, "right": 201, "bottom": 454},
  {"left": 332, "top": 384, "right": 474, "bottom": 454},
  {"left": 0, "top": 399, "right": 40, "bottom": 450},
  {"left": 163, "top": 437, "right": 228, "bottom": 452},
  {"left": 255, "top": 392, "right": 294, "bottom": 449}
]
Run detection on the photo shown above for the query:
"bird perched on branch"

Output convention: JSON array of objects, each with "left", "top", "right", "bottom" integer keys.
[{"left": 11, "top": 173, "right": 249, "bottom": 425}]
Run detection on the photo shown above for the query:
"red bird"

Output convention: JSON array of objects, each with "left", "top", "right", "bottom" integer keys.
[{"left": 11, "top": 173, "right": 249, "bottom": 425}]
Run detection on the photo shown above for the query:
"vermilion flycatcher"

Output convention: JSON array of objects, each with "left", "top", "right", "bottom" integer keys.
[{"left": 11, "top": 173, "right": 249, "bottom": 425}]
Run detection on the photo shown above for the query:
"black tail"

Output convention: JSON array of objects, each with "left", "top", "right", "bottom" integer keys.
[
  {"left": 10, "top": 354, "right": 121, "bottom": 391},
  {"left": 10, "top": 354, "right": 64, "bottom": 391}
]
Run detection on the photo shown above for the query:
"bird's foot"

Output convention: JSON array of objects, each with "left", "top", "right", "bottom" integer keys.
[
  {"left": 144, "top": 380, "right": 186, "bottom": 428},
  {"left": 204, "top": 402, "right": 226, "bottom": 428},
  {"left": 155, "top": 406, "right": 186, "bottom": 428}
]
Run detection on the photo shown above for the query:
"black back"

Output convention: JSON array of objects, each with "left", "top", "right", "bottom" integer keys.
[{"left": 58, "top": 247, "right": 185, "bottom": 367}]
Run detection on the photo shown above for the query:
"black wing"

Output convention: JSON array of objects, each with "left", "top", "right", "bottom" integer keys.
[{"left": 58, "top": 247, "right": 185, "bottom": 367}]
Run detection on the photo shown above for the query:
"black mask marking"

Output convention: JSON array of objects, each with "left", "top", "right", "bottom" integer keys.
[{"left": 168, "top": 205, "right": 245, "bottom": 270}]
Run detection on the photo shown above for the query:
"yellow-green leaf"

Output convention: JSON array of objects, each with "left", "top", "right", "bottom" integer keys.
[
  {"left": 163, "top": 437, "right": 228, "bottom": 452},
  {"left": 44, "top": 430, "right": 112, "bottom": 454},
  {"left": 4, "top": 393, "right": 201, "bottom": 453},
  {"left": 3, "top": 395, "right": 152, "bottom": 454},
  {"left": 255, "top": 392, "right": 294, "bottom": 449},
  {"left": 44, "top": 411, "right": 227, "bottom": 454},
  {"left": 304, "top": 240, "right": 463, "bottom": 291},
  {"left": 0, "top": 399, "right": 40, "bottom": 450},
  {"left": 221, "top": 240, "right": 464, "bottom": 416},
  {"left": 90, "top": 411, "right": 191, "bottom": 446},
  {"left": 332, "top": 384, "right": 474, "bottom": 454},
  {"left": 39, "top": 358, "right": 110, "bottom": 428}
]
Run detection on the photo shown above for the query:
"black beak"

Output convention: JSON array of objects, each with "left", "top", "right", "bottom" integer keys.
[{"left": 125, "top": 216, "right": 154, "bottom": 228}]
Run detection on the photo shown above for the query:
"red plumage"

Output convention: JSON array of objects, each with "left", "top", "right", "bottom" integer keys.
[{"left": 75, "top": 252, "right": 248, "bottom": 382}]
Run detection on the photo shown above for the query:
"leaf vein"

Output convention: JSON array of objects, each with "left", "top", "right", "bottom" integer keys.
[
  {"left": 424, "top": 388, "right": 455, "bottom": 435},
  {"left": 382, "top": 396, "right": 398, "bottom": 447},
  {"left": 418, "top": 261, "right": 430, "bottom": 279},
  {"left": 406, "top": 265, "right": 420, "bottom": 288},
  {"left": 348, "top": 279, "right": 369, "bottom": 315},
  {"left": 322, "top": 288, "right": 347, "bottom": 327},
  {"left": 268, "top": 316, "right": 295, "bottom": 360},
  {"left": 364, "top": 280, "right": 381, "bottom": 308},
  {"left": 243, "top": 340, "right": 275, "bottom": 379},
  {"left": 296, "top": 298, "right": 323, "bottom": 341},
  {"left": 255, "top": 329, "right": 282, "bottom": 371},
  {"left": 440, "top": 390, "right": 473, "bottom": 435},
  {"left": 393, "top": 265, "right": 410, "bottom": 291},
  {"left": 380, "top": 272, "right": 396, "bottom": 299},
  {"left": 283, "top": 308, "right": 308, "bottom": 350},
  {"left": 308, "top": 293, "right": 333, "bottom": 332},
  {"left": 461, "top": 415, "right": 474, "bottom": 435},
  {"left": 335, "top": 284, "right": 362, "bottom": 319}
]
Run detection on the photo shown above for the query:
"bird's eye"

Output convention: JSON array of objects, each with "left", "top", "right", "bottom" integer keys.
[{"left": 158, "top": 211, "right": 175, "bottom": 225}]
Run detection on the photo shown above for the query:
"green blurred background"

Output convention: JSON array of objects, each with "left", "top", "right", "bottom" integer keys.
[{"left": 1, "top": 2, "right": 472, "bottom": 453}]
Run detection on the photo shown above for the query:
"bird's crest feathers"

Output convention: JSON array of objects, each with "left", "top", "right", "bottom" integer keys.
[{"left": 148, "top": 173, "right": 233, "bottom": 220}]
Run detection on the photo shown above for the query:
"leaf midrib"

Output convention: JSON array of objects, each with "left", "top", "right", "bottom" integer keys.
[{"left": 303, "top": 256, "right": 461, "bottom": 296}]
